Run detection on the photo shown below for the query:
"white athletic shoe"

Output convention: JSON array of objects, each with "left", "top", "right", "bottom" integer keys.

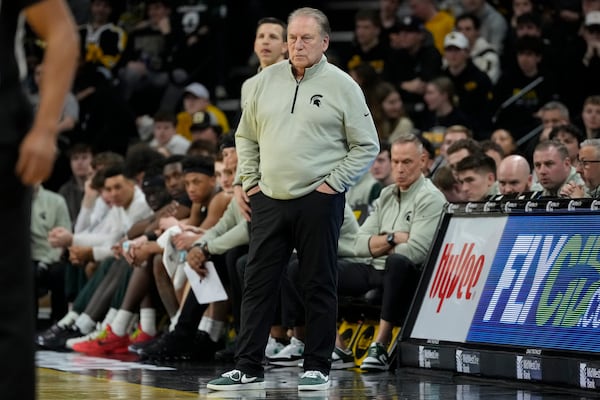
[
  {"left": 265, "top": 336, "right": 286, "bottom": 358},
  {"left": 65, "top": 325, "right": 107, "bottom": 350},
  {"left": 267, "top": 337, "right": 304, "bottom": 367}
]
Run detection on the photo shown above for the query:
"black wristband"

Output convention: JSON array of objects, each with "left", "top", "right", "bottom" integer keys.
[
  {"left": 145, "top": 232, "right": 158, "bottom": 241},
  {"left": 193, "top": 242, "right": 211, "bottom": 260},
  {"left": 386, "top": 232, "right": 396, "bottom": 247},
  {"left": 201, "top": 243, "right": 211, "bottom": 260}
]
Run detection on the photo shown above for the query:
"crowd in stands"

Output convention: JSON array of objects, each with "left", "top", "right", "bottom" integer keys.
[{"left": 29, "top": 0, "right": 600, "bottom": 374}]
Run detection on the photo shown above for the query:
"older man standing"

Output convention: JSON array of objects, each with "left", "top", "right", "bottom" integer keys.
[{"left": 207, "top": 7, "right": 379, "bottom": 392}]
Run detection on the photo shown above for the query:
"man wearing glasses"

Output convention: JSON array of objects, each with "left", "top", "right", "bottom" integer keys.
[{"left": 561, "top": 139, "right": 600, "bottom": 198}]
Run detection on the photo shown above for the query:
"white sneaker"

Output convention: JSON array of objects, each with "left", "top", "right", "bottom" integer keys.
[
  {"left": 267, "top": 336, "right": 304, "bottom": 366},
  {"left": 265, "top": 336, "right": 285, "bottom": 358},
  {"left": 330, "top": 347, "right": 355, "bottom": 370},
  {"left": 65, "top": 325, "right": 107, "bottom": 350}
]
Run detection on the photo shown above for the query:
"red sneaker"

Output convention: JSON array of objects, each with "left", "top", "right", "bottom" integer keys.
[
  {"left": 129, "top": 324, "right": 155, "bottom": 346},
  {"left": 72, "top": 325, "right": 130, "bottom": 355}
]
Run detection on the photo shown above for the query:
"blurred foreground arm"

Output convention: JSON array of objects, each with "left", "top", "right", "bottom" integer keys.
[{"left": 16, "top": 0, "right": 79, "bottom": 184}]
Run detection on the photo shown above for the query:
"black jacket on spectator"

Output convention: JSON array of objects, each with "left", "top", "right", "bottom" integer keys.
[
  {"left": 383, "top": 45, "right": 442, "bottom": 127},
  {"left": 73, "top": 65, "right": 138, "bottom": 155},
  {"left": 444, "top": 60, "right": 494, "bottom": 139},
  {"left": 493, "top": 67, "right": 559, "bottom": 141},
  {"left": 420, "top": 107, "right": 472, "bottom": 133},
  {"left": 559, "top": 36, "right": 600, "bottom": 114},
  {"left": 343, "top": 41, "right": 389, "bottom": 75}
]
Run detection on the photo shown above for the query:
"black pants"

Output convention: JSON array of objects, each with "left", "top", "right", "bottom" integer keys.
[
  {"left": 235, "top": 191, "right": 345, "bottom": 377},
  {"left": 34, "top": 261, "right": 67, "bottom": 324},
  {"left": 285, "top": 254, "right": 421, "bottom": 327},
  {"left": 0, "top": 145, "right": 35, "bottom": 400},
  {"left": 338, "top": 254, "right": 420, "bottom": 324},
  {"left": 281, "top": 257, "right": 364, "bottom": 327},
  {"left": 237, "top": 252, "right": 284, "bottom": 329},
  {"left": 225, "top": 246, "right": 248, "bottom": 333},
  {"left": 175, "top": 254, "right": 227, "bottom": 336}
]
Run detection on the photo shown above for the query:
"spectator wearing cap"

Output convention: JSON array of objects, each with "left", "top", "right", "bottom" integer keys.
[
  {"left": 175, "top": 83, "right": 229, "bottom": 141},
  {"left": 442, "top": 31, "right": 494, "bottom": 139},
  {"left": 494, "top": 35, "right": 560, "bottom": 142},
  {"left": 455, "top": 13, "right": 500, "bottom": 84},
  {"left": 383, "top": 15, "right": 442, "bottom": 128},
  {"left": 408, "top": 0, "right": 456, "bottom": 54},
  {"left": 461, "top": 0, "right": 508, "bottom": 53},
  {"left": 150, "top": 111, "right": 190, "bottom": 156},
  {"left": 345, "top": 9, "right": 388, "bottom": 74}
]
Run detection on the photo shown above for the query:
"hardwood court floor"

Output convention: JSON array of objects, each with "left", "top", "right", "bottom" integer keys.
[{"left": 36, "top": 350, "right": 600, "bottom": 399}]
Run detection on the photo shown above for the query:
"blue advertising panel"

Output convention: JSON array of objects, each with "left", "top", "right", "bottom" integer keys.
[{"left": 467, "top": 214, "right": 600, "bottom": 353}]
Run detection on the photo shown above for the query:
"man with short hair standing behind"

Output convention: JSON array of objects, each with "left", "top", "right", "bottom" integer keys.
[
  {"left": 207, "top": 7, "right": 379, "bottom": 392},
  {"left": 234, "top": 16, "right": 288, "bottom": 221}
]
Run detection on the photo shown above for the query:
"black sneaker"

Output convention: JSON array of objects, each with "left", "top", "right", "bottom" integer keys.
[
  {"left": 36, "top": 324, "right": 83, "bottom": 350},
  {"left": 138, "top": 331, "right": 193, "bottom": 361},
  {"left": 36, "top": 323, "right": 64, "bottom": 346},
  {"left": 214, "top": 340, "right": 235, "bottom": 362},
  {"left": 128, "top": 334, "right": 161, "bottom": 354},
  {"left": 192, "top": 331, "right": 224, "bottom": 361},
  {"left": 138, "top": 330, "right": 222, "bottom": 361}
]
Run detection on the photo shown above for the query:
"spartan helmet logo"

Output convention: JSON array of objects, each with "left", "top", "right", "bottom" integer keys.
[{"left": 310, "top": 94, "right": 323, "bottom": 107}]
